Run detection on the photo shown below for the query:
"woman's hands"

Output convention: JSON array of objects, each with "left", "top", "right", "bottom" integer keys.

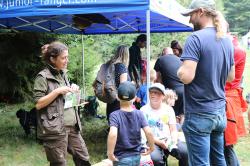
[
  {"left": 55, "top": 86, "right": 73, "bottom": 95},
  {"left": 141, "top": 146, "right": 154, "bottom": 156},
  {"left": 36, "top": 86, "right": 73, "bottom": 110},
  {"left": 70, "top": 83, "right": 79, "bottom": 92},
  {"left": 54, "top": 83, "right": 79, "bottom": 95}
]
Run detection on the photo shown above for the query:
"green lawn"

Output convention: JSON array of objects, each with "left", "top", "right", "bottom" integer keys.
[
  {"left": 0, "top": 103, "right": 109, "bottom": 166},
  {"left": 235, "top": 48, "right": 250, "bottom": 166},
  {"left": 242, "top": 49, "right": 250, "bottom": 94}
]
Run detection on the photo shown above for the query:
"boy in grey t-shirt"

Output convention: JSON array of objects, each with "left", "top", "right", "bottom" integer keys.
[{"left": 107, "top": 81, "right": 154, "bottom": 166}]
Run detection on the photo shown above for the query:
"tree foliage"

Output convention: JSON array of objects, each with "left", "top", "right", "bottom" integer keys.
[
  {"left": 0, "top": 0, "right": 248, "bottom": 105},
  {"left": 0, "top": 32, "right": 56, "bottom": 102},
  {"left": 60, "top": 35, "right": 102, "bottom": 95},
  {"left": 0, "top": 31, "right": 190, "bottom": 102},
  {"left": 58, "top": 33, "right": 190, "bottom": 95},
  {"left": 177, "top": 0, "right": 249, "bottom": 35},
  {"left": 224, "top": 0, "right": 250, "bottom": 35}
]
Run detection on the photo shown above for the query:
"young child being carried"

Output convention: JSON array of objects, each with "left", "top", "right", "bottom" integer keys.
[{"left": 107, "top": 81, "right": 155, "bottom": 166}]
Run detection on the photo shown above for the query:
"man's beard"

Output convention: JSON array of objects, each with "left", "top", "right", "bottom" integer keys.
[{"left": 193, "top": 23, "right": 202, "bottom": 31}]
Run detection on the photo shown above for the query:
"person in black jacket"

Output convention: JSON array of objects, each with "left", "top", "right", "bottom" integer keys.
[{"left": 128, "top": 34, "right": 146, "bottom": 86}]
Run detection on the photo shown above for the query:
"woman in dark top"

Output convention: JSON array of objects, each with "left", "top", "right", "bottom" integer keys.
[
  {"left": 170, "top": 40, "right": 183, "bottom": 57},
  {"left": 106, "top": 45, "right": 130, "bottom": 122}
]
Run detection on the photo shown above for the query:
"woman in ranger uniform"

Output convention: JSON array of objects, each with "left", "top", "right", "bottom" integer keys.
[{"left": 33, "top": 41, "right": 90, "bottom": 166}]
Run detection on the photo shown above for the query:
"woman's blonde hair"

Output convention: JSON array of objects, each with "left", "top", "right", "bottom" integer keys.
[{"left": 109, "top": 45, "right": 129, "bottom": 66}]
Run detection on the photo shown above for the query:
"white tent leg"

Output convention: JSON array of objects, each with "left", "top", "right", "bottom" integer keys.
[
  {"left": 146, "top": 9, "right": 151, "bottom": 101},
  {"left": 81, "top": 34, "right": 85, "bottom": 100}
]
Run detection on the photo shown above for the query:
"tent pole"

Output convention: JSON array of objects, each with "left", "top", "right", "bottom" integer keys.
[
  {"left": 146, "top": 9, "right": 150, "bottom": 101},
  {"left": 81, "top": 33, "right": 85, "bottom": 100}
]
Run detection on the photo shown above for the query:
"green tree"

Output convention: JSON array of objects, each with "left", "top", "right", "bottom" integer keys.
[
  {"left": 224, "top": 0, "right": 250, "bottom": 35},
  {"left": 0, "top": 32, "right": 56, "bottom": 102},
  {"left": 0, "top": 31, "right": 190, "bottom": 102}
]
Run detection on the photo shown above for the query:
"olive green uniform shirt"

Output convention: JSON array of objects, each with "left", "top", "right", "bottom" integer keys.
[{"left": 34, "top": 71, "right": 77, "bottom": 126}]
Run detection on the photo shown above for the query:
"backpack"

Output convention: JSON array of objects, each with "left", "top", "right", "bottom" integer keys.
[
  {"left": 16, "top": 108, "right": 37, "bottom": 136},
  {"left": 83, "top": 96, "right": 99, "bottom": 116},
  {"left": 92, "top": 62, "right": 117, "bottom": 103}
]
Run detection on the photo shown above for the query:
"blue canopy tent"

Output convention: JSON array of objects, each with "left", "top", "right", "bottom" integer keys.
[
  {"left": 0, "top": 0, "right": 192, "bottom": 97},
  {"left": 0, "top": 0, "right": 192, "bottom": 34}
]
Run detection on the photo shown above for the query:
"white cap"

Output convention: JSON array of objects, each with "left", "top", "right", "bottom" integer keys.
[{"left": 149, "top": 83, "right": 166, "bottom": 95}]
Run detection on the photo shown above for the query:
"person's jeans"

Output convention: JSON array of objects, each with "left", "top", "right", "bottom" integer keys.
[
  {"left": 182, "top": 108, "right": 227, "bottom": 166},
  {"left": 150, "top": 141, "right": 188, "bottom": 166},
  {"left": 224, "top": 145, "right": 240, "bottom": 166},
  {"left": 113, "top": 155, "right": 141, "bottom": 166}
]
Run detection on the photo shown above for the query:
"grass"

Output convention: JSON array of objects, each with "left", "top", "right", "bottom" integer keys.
[
  {"left": 0, "top": 102, "right": 109, "bottom": 166},
  {"left": 0, "top": 50, "right": 250, "bottom": 166},
  {"left": 235, "top": 48, "right": 250, "bottom": 166},
  {"left": 235, "top": 135, "right": 250, "bottom": 165},
  {"left": 0, "top": 103, "right": 48, "bottom": 166},
  {"left": 243, "top": 49, "right": 250, "bottom": 94},
  {"left": 0, "top": 102, "right": 181, "bottom": 166}
]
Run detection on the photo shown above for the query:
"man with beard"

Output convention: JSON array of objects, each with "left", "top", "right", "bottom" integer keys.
[{"left": 177, "top": 0, "right": 235, "bottom": 165}]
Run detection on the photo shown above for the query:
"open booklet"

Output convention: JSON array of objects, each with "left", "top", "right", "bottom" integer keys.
[{"left": 64, "top": 90, "right": 81, "bottom": 109}]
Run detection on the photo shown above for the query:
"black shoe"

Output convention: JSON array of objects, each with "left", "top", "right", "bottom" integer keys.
[{"left": 170, "top": 148, "right": 181, "bottom": 160}]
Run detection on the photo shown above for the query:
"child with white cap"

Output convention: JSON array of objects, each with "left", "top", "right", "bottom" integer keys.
[{"left": 140, "top": 83, "right": 188, "bottom": 166}]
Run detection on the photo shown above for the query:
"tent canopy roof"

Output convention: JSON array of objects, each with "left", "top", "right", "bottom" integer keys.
[{"left": 0, "top": 0, "right": 192, "bottom": 34}]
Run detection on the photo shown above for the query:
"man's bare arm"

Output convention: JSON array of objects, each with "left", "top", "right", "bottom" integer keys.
[{"left": 177, "top": 60, "right": 197, "bottom": 84}]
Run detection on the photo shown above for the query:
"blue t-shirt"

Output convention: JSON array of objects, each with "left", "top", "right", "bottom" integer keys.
[
  {"left": 136, "top": 84, "right": 148, "bottom": 107},
  {"left": 109, "top": 109, "right": 148, "bottom": 159},
  {"left": 181, "top": 27, "right": 234, "bottom": 113},
  {"left": 114, "top": 63, "right": 130, "bottom": 88}
]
